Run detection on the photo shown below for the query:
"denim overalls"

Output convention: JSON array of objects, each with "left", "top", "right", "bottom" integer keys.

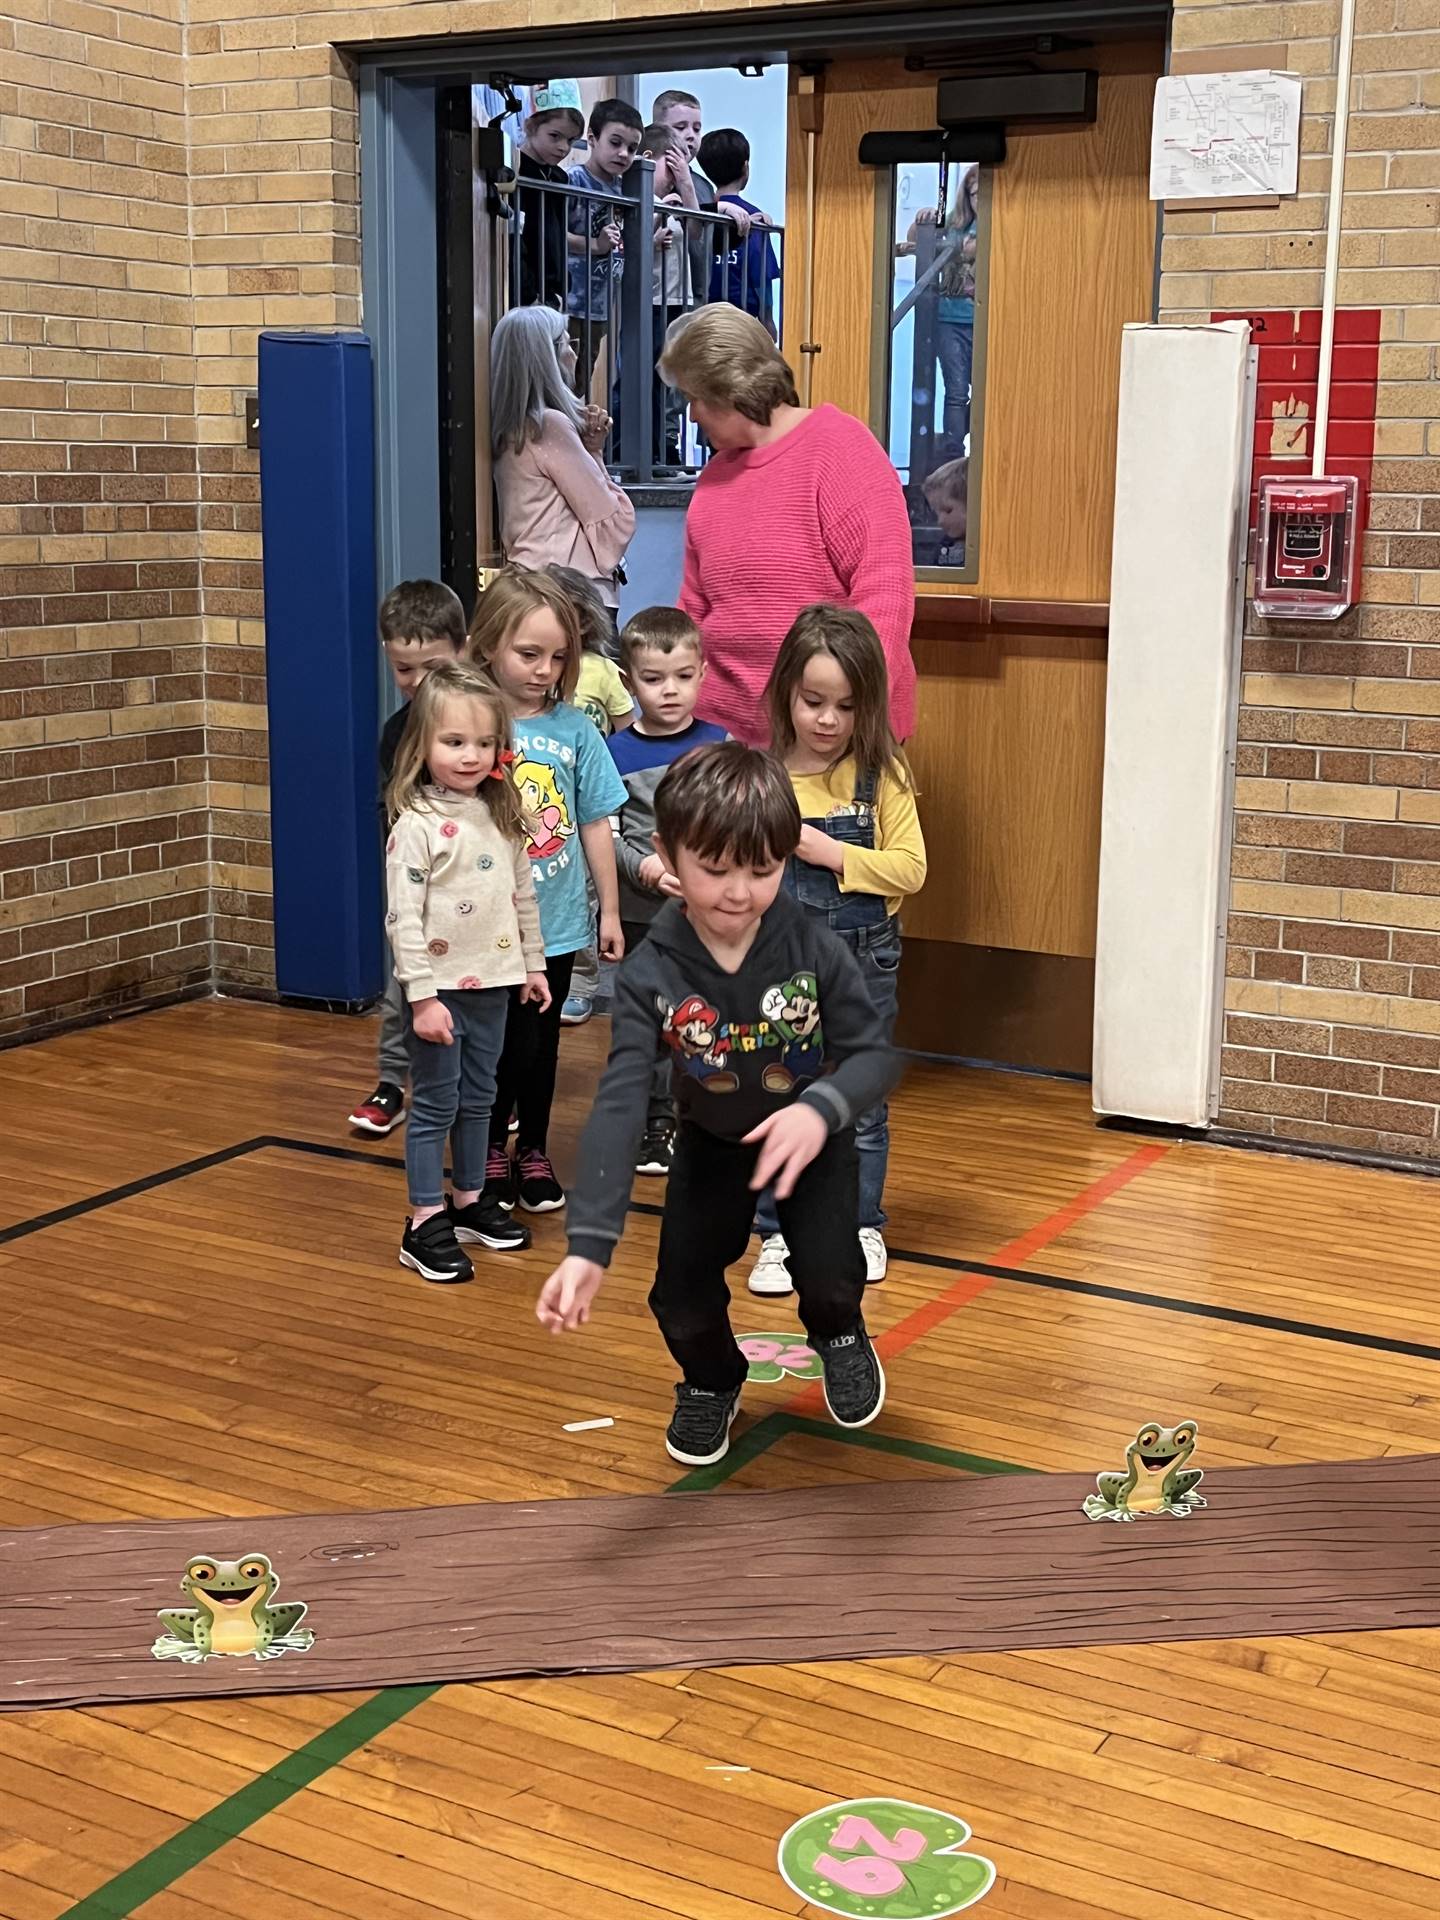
[{"left": 756, "top": 769, "right": 901, "bottom": 1234}]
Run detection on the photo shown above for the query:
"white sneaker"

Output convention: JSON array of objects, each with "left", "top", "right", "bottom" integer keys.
[
  {"left": 748, "top": 1233, "right": 793, "bottom": 1296},
  {"left": 859, "top": 1227, "right": 888, "bottom": 1284}
]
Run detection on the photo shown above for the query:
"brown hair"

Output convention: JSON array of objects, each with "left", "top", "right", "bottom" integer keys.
[
  {"left": 385, "top": 663, "right": 527, "bottom": 842},
  {"left": 466, "top": 564, "right": 581, "bottom": 704},
  {"left": 619, "top": 604, "right": 702, "bottom": 672},
  {"left": 922, "top": 456, "right": 968, "bottom": 506},
  {"left": 654, "top": 742, "right": 800, "bottom": 868},
  {"left": 658, "top": 306, "right": 799, "bottom": 426},
  {"left": 378, "top": 578, "right": 466, "bottom": 651},
  {"left": 652, "top": 88, "right": 700, "bottom": 118},
  {"left": 641, "top": 123, "right": 681, "bottom": 155},
  {"left": 766, "top": 604, "right": 912, "bottom": 791}
]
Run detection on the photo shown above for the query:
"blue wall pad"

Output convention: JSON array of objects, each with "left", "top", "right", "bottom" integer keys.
[{"left": 258, "top": 330, "right": 381, "bottom": 1005}]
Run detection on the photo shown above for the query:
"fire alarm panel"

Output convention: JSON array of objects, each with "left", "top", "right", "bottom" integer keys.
[{"left": 1254, "top": 473, "right": 1362, "bottom": 619}]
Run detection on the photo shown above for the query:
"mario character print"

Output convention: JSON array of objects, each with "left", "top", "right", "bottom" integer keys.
[{"left": 663, "top": 994, "right": 740, "bottom": 1093}]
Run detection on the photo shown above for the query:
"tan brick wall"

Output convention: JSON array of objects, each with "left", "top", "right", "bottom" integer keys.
[
  {"left": 0, "top": 0, "right": 208, "bottom": 1038},
  {"left": 1162, "top": 0, "right": 1440, "bottom": 1157}
]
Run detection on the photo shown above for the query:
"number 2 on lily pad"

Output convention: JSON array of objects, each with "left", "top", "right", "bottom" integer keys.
[
  {"left": 739, "top": 1333, "right": 824, "bottom": 1383},
  {"left": 777, "top": 1798, "right": 995, "bottom": 1918}
]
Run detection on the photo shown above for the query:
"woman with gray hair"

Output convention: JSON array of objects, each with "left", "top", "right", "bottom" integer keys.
[
  {"left": 491, "top": 305, "right": 635, "bottom": 611},
  {"left": 661, "top": 306, "right": 914, "bottom": 743}
]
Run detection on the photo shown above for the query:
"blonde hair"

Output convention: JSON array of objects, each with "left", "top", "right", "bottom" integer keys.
[
  {"left": 766, "top": 605, "right": 912, "bottom": 792},
  {"left": 385, "top": 663, "right": 527, "bottom": 841},
  {"left": 658, "top": 306, "right": 799, "bottom": 425},
  {"left": 466, "top": 564, "right": 581, "bottom": 705}
]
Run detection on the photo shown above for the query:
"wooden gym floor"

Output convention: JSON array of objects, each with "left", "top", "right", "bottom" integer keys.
[{"left": 2, "top": 997, "right": 1439, "bottom": 1920}]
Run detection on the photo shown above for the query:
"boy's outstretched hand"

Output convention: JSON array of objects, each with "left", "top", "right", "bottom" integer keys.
[
  {"left": 537, "top": 1257, "right": 604, "bottom": 1334},
  {"left": 744, "top": 1103, "right": 827, "bottom": 1199}
]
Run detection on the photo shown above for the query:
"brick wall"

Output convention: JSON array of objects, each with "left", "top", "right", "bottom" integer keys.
[
  {"left": 1163, "top": 0, "right": 1440, "bottom": 1157},
  {"left": 0, "top": 0, "right": 207, "bottom": 1039}
]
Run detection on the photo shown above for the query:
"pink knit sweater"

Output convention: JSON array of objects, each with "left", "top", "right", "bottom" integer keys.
[{"left": 679, "top": 404, "right": 917, "bottom": 742}]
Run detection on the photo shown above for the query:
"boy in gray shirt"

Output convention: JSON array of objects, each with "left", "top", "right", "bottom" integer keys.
[{"left": 608, "top": 607, "right": 727, "bottom": 1174}]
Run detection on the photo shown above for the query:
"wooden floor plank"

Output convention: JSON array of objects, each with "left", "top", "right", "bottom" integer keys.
[{"left": 1, "top": 999, "right": 1438, "bottom": 1918}]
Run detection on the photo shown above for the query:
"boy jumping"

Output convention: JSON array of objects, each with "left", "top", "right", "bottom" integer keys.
[{"left": 537, "top": 742, "right": 895, "bottom": 1466}]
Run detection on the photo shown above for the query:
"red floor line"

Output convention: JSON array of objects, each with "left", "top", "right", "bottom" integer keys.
[{"left": 783, "top": 1139, "right": 1173, "bottom": 1416}]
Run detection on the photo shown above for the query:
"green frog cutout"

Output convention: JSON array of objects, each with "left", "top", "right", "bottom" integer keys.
[
  {"left": 1083, "top": 1421, "right": 1205, "bottom": 1522},
  {"left": 152, "top": 1554, "right": 315, "bottom": 1663}
]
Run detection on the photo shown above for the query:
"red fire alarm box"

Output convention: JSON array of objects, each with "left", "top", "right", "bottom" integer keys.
[{"left": 1254, "top": 474, "right": 1363, "bottom": 619}]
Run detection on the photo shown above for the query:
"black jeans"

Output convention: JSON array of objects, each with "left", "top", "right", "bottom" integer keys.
[
  {"left": 649, "top": 1122, "right": 865, "bottom": 1392},
  {"left": 487, "top": 950, "right": 576, "bottom": 1155}
]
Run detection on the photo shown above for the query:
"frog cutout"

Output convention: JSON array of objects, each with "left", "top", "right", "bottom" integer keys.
[
  {"left": 152, "top": 1553, "right": 315, "bottom": 1663},
  {"left": 1082, "top": 1421, "right": 1205, "bottom": 1522}
]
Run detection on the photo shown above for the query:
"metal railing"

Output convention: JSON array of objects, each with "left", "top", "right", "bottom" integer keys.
[{"left": 501, "top": 157, "right": 785, "bottom": 484}]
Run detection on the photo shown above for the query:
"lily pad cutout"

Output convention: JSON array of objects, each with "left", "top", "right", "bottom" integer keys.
[
  {"left": 778, "top": 1797, "right": 995, "bottom": 1919},
  {"left": 738, "top": 1333, "right": 824, "bottom": 1384}
]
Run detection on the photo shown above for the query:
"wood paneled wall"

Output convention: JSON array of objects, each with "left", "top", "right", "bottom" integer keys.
[{"left": 786, "top": 43, "right": 1162, "bottom": 961}]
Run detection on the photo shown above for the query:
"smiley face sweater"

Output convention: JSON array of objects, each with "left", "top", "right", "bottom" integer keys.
[
  {"left": 385, "top": 787, "right": 545, "bottom": 1003},
  {"left": 566, "top": 891, "right": 900, "bottom": 1267}
]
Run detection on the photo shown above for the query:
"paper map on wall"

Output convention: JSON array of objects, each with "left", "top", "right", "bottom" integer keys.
[{"left": 1149, "top": 71, "right": 1301, "bottom": 201}]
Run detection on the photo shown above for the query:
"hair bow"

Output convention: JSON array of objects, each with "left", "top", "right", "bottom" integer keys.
[{"left": 488, "top": 748, "right": 516, "bottom": 781}]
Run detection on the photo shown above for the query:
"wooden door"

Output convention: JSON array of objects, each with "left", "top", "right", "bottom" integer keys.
[{"left": 786, "top": 39, "right": 1163, "bottom": 1070}]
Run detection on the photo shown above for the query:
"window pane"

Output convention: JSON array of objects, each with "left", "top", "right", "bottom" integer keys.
[{"left": 883, "top": 160, "right": 981, "bottom": 575}]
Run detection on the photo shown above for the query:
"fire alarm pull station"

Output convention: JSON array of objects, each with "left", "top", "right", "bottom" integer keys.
[{"left": 1254, "top": 473, "right": 1363, "bottom": 620}]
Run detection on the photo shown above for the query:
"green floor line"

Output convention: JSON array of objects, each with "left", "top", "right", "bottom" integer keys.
[
  {"left": 779, "top": 1414, "right": 1034, "bottom": 1477},
  {"left": 55, "top": 1433, "right": 780, "bottom": 1918},
  {"left": 59, "top": 1683, "right": 438, "bottom": 1917},
  {"left": 57, "top": 1412, "right": 1025, "bottom": 1917}
]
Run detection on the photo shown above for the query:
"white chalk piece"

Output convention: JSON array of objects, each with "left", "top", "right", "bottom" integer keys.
[
  {"left": 562, "top": 1417, "right": 616, "bottom": 1433},
  {"left": 706, "top": 1765, "right": 751, "bottom": 1773}
]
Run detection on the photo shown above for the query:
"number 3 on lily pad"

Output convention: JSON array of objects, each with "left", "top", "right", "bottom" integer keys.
[{"left": 777, "top": 1798, "right": 995, "bottom": 1918}]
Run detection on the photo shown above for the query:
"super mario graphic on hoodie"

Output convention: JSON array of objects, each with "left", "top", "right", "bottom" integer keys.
[{"left": 565, "top": 892, "right": 899, "bottom": 1267}]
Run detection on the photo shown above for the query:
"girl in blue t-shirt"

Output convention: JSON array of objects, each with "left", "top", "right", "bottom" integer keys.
[{"left": 469, "top": 566, "right": 628, "bottom": 1213}]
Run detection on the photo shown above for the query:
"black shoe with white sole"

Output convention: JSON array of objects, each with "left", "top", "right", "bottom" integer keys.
[
  {"left": 816, "top": 1325, "right": 885, "bottom": 1428},
  {"left": 664, "top": 1383, "right": 742, "bottom": 1467},
  {"left": 399, "top": 1212, "right": 474, "bottom": 1283},
  {"left": 635, "top": 1124, "right": 675, "bottom": 1176},
  {"left": 446, "top": 1194, "right": 531, "bottom": 1251}
]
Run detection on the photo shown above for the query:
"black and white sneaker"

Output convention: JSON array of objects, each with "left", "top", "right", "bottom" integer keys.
[
  {"left": 635, "top": 1124, "right": 675, "bottom": 1176},
  {"left": 446, "top": 1195, "right": 531, "bottom": 1251},
  {"left": 399, "top": 1213, "right": 474, "bottom": 1284},
  {"left": 816, "top": 1326, "right": 885, "bottom": 1429},
  {"left": 664, "top": 1383, "right": 742, "bottom": 1467},
  {"left": 516, "top": 1147, "right": 565, "bottom": 1213}
]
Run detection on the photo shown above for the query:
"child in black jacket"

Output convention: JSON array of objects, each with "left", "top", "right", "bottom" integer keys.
[{"left": 537, "top": 742, "right": 898, "bottom": 1467}]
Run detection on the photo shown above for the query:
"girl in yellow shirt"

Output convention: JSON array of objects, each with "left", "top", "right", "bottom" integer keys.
[{"left": 752, "top": 605, "right": 927, "bottom": 1294}]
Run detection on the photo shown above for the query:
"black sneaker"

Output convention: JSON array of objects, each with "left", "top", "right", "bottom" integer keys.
[
  {"left": 350, "top": 1081, "right": 405, "bottom": 1136},
  {"left": 399, "top": 1213, "right": 474, "bottom": 1284},
  {"left": 635, "top": 1124, "right": 674, "bottom": 1176},
  {"left": 664, "top": 1383, "right": 742, "bottom": 1467},
  {"left": 816, "top": 1326, "right": 885, "bottom": 1429},
  {"left": 483, "top": 1143, "right": 516, "bottom": 1211},
  {"left": 447, "top": 1194, "right": 531, "bottom": 1251},
  {"left": 516, "top": 1146, "right": 565, "bottom": 1213}
]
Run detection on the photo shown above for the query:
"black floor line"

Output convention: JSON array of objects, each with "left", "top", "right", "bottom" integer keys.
[
  {"left": 5, "top": 1132, "right": 1438, "bottom": 1368},
  {"left": 0, "top": 1139, "right": 271, "bottom": 1246}
]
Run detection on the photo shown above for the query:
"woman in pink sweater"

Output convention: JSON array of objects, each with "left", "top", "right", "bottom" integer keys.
[
  {"left": 660, "top": 307, "right": 916, "bottom": 741},
  {"left": 491, "top": 306, "right": 635, "bottom": 612}
]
